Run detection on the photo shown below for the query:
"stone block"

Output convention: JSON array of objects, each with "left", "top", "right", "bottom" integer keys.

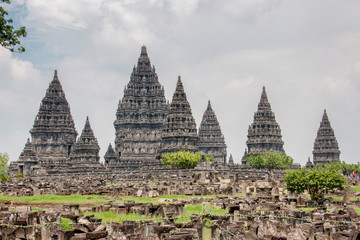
[{"left": 85, "top": 231, "right": 108, "bottom": 239}]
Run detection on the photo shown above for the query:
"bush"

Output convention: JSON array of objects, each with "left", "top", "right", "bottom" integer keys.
[
  {"left": 161, "top": 151, "right": 213, "bottom": 169},
  {"left": 247, "top": 152, "right": 293, "bottom": 172},
  {"left": 0, "top": 153, "right": 9, "bottom": 183}
]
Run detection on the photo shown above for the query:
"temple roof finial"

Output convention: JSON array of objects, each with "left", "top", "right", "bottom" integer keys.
[
  {"left": 141, "top": 45, "right": 147, "bottom": 55},
  {"left": 206, "top": 100, "right": 212, "bottom": 111},
  {"left": 257, "top": 86, "right": 271, "bottom": 111},
  {"left": 322, "top": 109, "right": 329, "bottom": 122}
]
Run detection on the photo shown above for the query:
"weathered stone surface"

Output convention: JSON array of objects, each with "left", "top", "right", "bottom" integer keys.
[
  {"left": 241, "top": 87, "right": 285, "bottom": 165},
  {"left": 113, "top": 46, "right": 168, "bottom": 170},
  {"left": 198, "top": 100, "right": 227, "bottom": 166},
  {"left": 160, "top": 76, "right": 199, "bottom": 155},
  {"left": 312, "top": 110, "right": 341, "bottom": 165}
]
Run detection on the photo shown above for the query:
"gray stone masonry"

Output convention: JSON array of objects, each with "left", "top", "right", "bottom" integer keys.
[{"left": 312, "top": 110, "right": 341, "bottom": 165}]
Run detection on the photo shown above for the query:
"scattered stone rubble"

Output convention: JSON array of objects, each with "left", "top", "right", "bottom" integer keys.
[
  {"left": 1, "top": 170, "right": 281, "bottom": 197},
  {"left": 1, "top": 193, "right": 360, "bottom": 240},
  {"left": 0, "top": 173, "right": 360, "bottom": 239}
]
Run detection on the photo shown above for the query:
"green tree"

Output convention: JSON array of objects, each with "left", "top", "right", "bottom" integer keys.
[
  {"left": 284, "top": 167, "right": 347, "bottom": 205},
  {"left": 1, "top": 0, "right": 26, "bottom": 52},
  {"left": 324, "top": 161, "right": 360, "bottom": 176},
  {"left": 247, "top": 152, "right": 293, "bottom": 172},
  {"left": 161, "top": 151, "right": 213, "bottom": 169},
  {"left": 0, "top": 152, "right": 9, "bottom": 183}
]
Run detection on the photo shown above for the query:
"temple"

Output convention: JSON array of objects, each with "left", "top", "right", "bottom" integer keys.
[
  {"left": 67, "top": 117, "right": 105, "bottom": 175},
  {"left": 198, "top": 101, "right": 227, "bottom": 165},
  {"left": 112, "top": 46, "right": 169, "bottom": 170},
  {"left": 8, "top": 46, "right": 343, "bottom": 177},
  {"left": 312, "top": 110, "right": 341, "bottom": 165},
  {"left": 242, "top": 87, "right": 285, "bottom": 165},
  {"left": 160, "top": 76, "right": 199, "bottom": 155},
  {"left": 30, "top": 70, "right": 77, "bottom": 162}
]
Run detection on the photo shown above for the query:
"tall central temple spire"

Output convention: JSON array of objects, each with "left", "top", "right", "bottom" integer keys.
[
  {"left": 242, "top": 86, "right": 285, "bottom": 165},
  {"left": 113, "top": 46, "right": 168, "bottom": 169}
]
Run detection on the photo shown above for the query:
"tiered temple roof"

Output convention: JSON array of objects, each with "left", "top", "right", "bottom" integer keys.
[
  {"left": 68, "top": 117, "right": 105, "bottom": 174},
  {"left": 161, "top": 76, "right": 199, "bottom": 155},
  {"left": 242, "top": 87, "right": 285, "bottom": 164},
  {"left": 104, "top": 144, "right": 117, "bottom": 167},
  {"left": 198, "top": 101, "right": 227, "bottom": 165},
  {"left": 8, "top": 139, "right": 40, "bottom": 176},
  {"left": 228, "top": 154, "right": 234, "bottom": 165},
  {"left": 312, "top": 110, "right": 341, "bottom": 165},
  {"left": 30, "top": 70, "right": 77, "bottom": 161},
  {"left": 113, "top": 46, "right": 168, "bottom": 169}
]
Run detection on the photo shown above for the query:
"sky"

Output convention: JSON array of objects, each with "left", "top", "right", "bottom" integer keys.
[{"left": 1, "top": 0, "right": 360, "bottom": 165}]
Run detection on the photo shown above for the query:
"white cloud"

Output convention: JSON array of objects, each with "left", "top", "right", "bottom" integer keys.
[
  {"left": 25, "top": 0, "right": 102, "bottom": 29},
  {"left": 0, "top": 48, "right": 45, "bottom": 162},
  {"left": 165, "top": 0, "right": 203, "bottom": 15},
  {"left": 222, "top": 0, "right": 281, "bottom": 20},
  {"left": 226, "top": 76, "right": 255, "bottom": 90},
  {"left": 2, "top": 0, "right": 360, "bottom": 166}
]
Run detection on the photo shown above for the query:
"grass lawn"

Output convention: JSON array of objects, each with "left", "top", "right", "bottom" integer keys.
[
  {"left": 0, "top": 194, "right": 225, "bottom": 205},
  {"left": 175, "top": 203, "right": 228, "bottom": 223},
  {"left": 350, "top": 186, "right": 360, "bottom": 192},
  {"left": 83, "top": 211, "right": 155, "bottom": 224},
  {"left": 61, "top": 217, "right": 75, "bottom": 230},
  {"left": 0, "top": 194, "right": 113, "bottom": 204},
  {"left": 355, "top": 208, "right": 360, "bottom": 215}
]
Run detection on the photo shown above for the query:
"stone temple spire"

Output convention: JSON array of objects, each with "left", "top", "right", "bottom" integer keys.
[
  {"left": 19, "top": 139, "right": 38, "bottom": 161},
  {"left": 104, "top": 143, "right": 116, "bottom": 167},
  {"left": 30, "top": 70, "right": 77, "bottom": 160},
  {"left": 258, "top": 86, "right": 271, "bottom": 111},
  {"left": 68, "top": 117, "right": 104, "bottom": 174},
  {"left": 114, "top": 46, "right": 168, "bottom": 169},
  {"left": 71, "top": 117, "right": 100, "bottom": 160},
  {"left": 136, "top": 45, "right": 152, "bottom": 73},
  {"left": 161, "top": 76, "right": 199, "bottom": 155},
  {"left": 8, "top": 139, "right": 39, "bottom": 176},
  {"left": 242, "top": 86, "right": 285, "bottom": 165},
  {"left": 228, "top": 154, "right": 234, "bottom": 165},
  {"left": 312, "top": 110, "right": 341, "bottom": 165},
  {"left": 198, "top": 100, "right": 227, "bottom": 165}
]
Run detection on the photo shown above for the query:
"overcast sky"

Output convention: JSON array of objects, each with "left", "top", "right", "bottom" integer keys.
[{"left": 1, "top": 0, "right": 359, "bottom": 165}]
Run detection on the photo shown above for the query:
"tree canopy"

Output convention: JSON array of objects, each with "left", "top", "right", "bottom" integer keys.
[
  {"left": 247, "top": 152, "right": 293, "bottom": 172},
  {"left": 0, "top": 0, "right": 26, "bottom": 52},
  {"left": 0, "top": 152, "right": 9, "bottom": 183},
  {"left": 284, "top": 166, "right": 347, "bottom": 205},
  {"left": 322, "top": 161, "right": 360, "bottom": 175},
  {"left": 161, "top": 151, "right": 213, "bottom": 169}
]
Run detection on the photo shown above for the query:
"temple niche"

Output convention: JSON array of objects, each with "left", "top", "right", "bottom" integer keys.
[
  {"left": 112, "top": 46, "right": 169, "bottom": 169},
  {"left": 312, "top": 110, "right": 341, "bottom": 165},
  {"left": 160, "top": 76, "right": 199, "bottom": 155},
  {"left": 242, "top": 87, "right": 285, "bottom": 165},
  {"left": 198, "top": 101, "right": 227, "bottom": 166}
]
